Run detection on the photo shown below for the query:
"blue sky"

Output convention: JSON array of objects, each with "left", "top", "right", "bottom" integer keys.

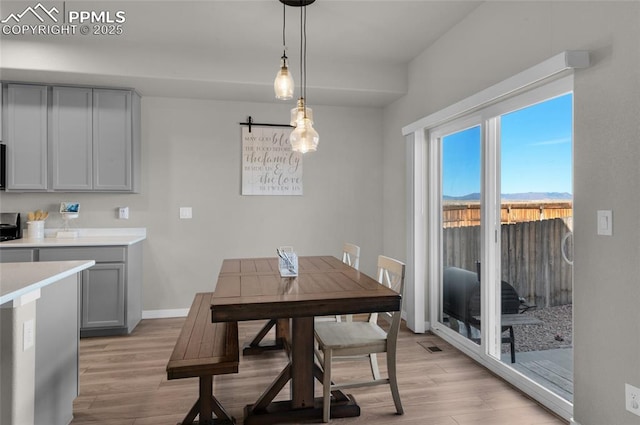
[{"left": 442, "top": 93, "right": 573, "bottom": 198}]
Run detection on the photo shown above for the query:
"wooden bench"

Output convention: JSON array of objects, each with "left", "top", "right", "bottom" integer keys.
[{"left": 167, "top": 292, "right": 239, "bottom": 425}]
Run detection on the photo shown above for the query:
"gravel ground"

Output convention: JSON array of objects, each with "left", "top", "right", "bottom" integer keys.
[{"left": 505, "top": 304, "right": 573, "bottom": 353}]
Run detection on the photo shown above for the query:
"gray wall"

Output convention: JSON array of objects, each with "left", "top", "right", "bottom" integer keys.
[
  {"left": 382, "top": 2, "right": 640, "bottom": 424},
  {"left": 0, "top": 98, "right": 384, "bottom": 311},
  {"left": 3, "top": 1, "right": 640, "bottom": 423}
]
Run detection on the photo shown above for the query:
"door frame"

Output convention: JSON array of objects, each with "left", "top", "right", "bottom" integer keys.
[{"left": 403, "top": 52, "right": 588, "bottom": 420}]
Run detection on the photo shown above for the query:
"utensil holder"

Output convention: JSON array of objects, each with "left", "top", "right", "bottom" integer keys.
[
  {"left": 27, "top": 221, "right": 44, "bottom": 240},
  {"left": 279, "top": 251, "right": 298, "bottom": 277}
]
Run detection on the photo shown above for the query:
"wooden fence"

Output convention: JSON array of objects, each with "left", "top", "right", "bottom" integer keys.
[
  {"left": 443, "top": 217, "right": 573, "bottom": 307},
  {"left": 443, "top": 201, "right": 573, "bottom": 228}
]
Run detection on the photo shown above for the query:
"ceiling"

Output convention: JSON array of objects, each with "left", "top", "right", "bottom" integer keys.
[{"left": 0, "top": 1, "right": 482, "bottom": 106}]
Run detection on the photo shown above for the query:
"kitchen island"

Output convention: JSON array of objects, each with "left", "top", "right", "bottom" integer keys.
[{"left": 1, "top": 260, "right": 95, "bottom": 425}]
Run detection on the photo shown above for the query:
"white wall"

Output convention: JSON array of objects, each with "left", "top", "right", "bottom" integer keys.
[
  {"left": 0, "top": 97, "right": 384, "bottom": 311},
  {"left": 382, "top": 2, "right": 640, "bottom": 424}
]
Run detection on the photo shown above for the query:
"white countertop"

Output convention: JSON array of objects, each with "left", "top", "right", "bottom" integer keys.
[
  {"left": 0, "top": 260, "right": 95, "bottom": 305},
  {"left": 0, "top": 228, "right": 146, "bottom": 248}
]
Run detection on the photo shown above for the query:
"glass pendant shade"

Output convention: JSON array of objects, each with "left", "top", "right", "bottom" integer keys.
[
  {"left": 281, "top": 1, "right": 319, "bottom": 154},
  {"left": 289, "top": 117, "right": 319, "bottom": 153},
  {"left": 274, "top": 55, "right": 294, "bottom": 100},
  {"left": 290, "top": 98, "right": 313, "bottom": 126}
]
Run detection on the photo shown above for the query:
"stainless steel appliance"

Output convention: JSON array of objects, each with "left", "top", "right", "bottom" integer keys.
[{"left": 0, "top": 212, "right": 22, "bottom": 241}]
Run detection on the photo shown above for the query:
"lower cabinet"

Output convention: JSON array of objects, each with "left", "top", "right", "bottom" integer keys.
[
  {"left": 0, "top": 248, "right": 35, "bottom": 262},
  {"left": 81, "top": 263, "right": 125, "bottom": 329},
  {"left": 1, "top": 243, "right": 142, "bottom": 337}
]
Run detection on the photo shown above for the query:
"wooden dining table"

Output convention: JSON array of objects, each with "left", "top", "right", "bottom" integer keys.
[{"left": 211, "top": 256, "right": 401, "bottom": 425}]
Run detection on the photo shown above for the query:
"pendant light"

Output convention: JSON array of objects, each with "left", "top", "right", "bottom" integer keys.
[
  {"left": 287, "top": 0, "right": 319, "bottom": 153},
  {"left": 274, "top": 2, "right": 294, "bottom": 100}
]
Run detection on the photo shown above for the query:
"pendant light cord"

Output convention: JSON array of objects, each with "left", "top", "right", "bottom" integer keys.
[
  {"left": 298, "top": 4, "right": 308, "bottom": 118},
  {"left": 281, "top": 2, "right": 286, "bottom": 51},
  {"left": 299, "top": 5, "right": 303, "bottom": 99},
  {"left": 303, "top": 5, "right": 307, "bottom": 103}
]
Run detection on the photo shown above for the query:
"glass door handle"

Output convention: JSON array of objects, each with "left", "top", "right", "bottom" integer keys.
[{"left": 561, "top": 232, "right": 573, "bottom": 266}]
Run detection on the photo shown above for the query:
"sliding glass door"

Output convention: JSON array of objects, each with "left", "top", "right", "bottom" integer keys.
[
  {"left": 498, "top": 93, "right": 574, "bottom": 401},
  {"left": 429, "top": 78, "right": 574, "bottom": 406},
  {"left": 439, "top": 124, "right": 482, "bottom": 345}
]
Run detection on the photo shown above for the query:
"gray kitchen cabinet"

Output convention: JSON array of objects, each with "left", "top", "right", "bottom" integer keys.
[
  {"left": 0, "top": 248, "right": 35, "bottom": 262},
  {"left": 93, "top": 89, "right": 135, "bottom": 191},
  {"left": 31, "top": 243, "right": 142, "bottom": 337},
  {"left": 4, "top": 84, "right": 48, "bottom": 190},
  {"left": 51, "top": 86, "right": 93, "bottom": 190},
  {"left": 1, "top": 82, "right": 140, "bottom": 193},
  {"left": 81, "top": 263, "right": 125, "bottom": 329}
]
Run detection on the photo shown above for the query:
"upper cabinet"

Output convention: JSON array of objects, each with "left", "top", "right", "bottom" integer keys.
[
  {"left": 2, "top": 83, "right": 141, "bottom": 193},
  {"left": 51, "top": 86, "right": 93, "bottom": 190},
  {"left": 93, "top": 89, "right": 134, "bottom": 191},
  {"left": 4, "top": 84, "right": 48, "bottom": 190}
]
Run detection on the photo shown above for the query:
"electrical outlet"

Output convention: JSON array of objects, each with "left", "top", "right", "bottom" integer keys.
[
  {"left": 118, "top": 207, "right": 129, "bottom": 220},
  {"left": 23, "top": 319, "right": 34, "bottom": 351},
  {"left": 626, "top": 383, "right": 640, "bottom": 416}
]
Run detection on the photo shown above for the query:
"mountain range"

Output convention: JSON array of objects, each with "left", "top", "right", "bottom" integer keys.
[{"left": 443, "top": 192, "right": 572, "bottom": 201}]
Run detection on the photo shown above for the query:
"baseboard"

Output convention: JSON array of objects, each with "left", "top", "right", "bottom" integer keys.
[
  {"left": 569, "top": 419, "right": 581, "bottom": 425},
  {"left": 142, "top": 308, "right": 189, "bottom": 319}
]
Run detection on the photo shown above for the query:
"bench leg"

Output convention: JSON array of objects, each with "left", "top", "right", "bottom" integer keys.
[
  {"left": 200, "top": 375, "right": 214, "bottom": 423},
  {"left": 177, "top": 376, "right": 235, "bottom": 425},
  {"left": 181, "top": 399, "right": 200, "bottom": 424},
  {"left": 211, "top": 394, "right": 234, "bottom": 423}
]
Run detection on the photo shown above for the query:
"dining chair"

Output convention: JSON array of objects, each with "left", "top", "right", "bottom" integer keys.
[
  {"left": 342, "top": 242, "right": 360, "bottom": 270},
  {"left": 316, "top": 242, "right": 361, "bottom": 323},
  {"left": 338, "top": 242, "right": 360, "bottom": 322},
  {"left": 314, "top": 255, "right": 405, "bottom": 422}
]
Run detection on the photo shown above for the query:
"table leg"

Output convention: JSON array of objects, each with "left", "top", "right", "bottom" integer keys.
[
  {"left": 243, "top": 317, "right": 360, "bottom": 425},
  {"left": 291, "top": 317, "right": 315, "bottom": 408},
  {"left": 242, "top": 319, "right": 290, "bottom": 356}
]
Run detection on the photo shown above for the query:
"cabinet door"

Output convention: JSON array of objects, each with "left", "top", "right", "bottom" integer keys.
[
  {"left": 81, "top": 263, "right": 125, "bottom": 329},
  {"left": 92, "top": 89, "right": 132, "bottom": 191},
  {"left": 0, "top": 84, "right": 3, "bottom": 141},
  {"left": 0, "top": 248, "right": 35, "bottom": 263},
  {"left": 6, "top": 84, "right": 48, "bottom": 190},
  {"left": 39, "top": 246, "right": 126, "bottom": 262},
  {"left": 51, "top": 87, "right": 93, "bottom": 190}
]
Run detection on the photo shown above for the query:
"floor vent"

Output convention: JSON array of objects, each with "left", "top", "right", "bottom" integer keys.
[{"left": 418, "top": 340, "right": 443, "bottom": 353}]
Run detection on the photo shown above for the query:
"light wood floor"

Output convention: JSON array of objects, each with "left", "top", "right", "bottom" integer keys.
[{"left": 71, "top": 318, "right": 568, "bottom": 425}]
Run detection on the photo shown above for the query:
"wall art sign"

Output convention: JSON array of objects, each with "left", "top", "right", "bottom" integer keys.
[{"left": 241, "top": 125, "right": 303, "bottom": 195}]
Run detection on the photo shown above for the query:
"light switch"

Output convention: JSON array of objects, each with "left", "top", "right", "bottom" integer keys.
[
  {"left": 597, "top": 210, "right": 612, "bottom": 236},
  {"left": 179, "top": 207, "right": 192, "bottom": 219}
]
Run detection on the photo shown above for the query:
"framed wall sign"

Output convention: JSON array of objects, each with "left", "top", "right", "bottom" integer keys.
[{"left": 241, "top": 125, "right": 303, "bottom": 195}]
